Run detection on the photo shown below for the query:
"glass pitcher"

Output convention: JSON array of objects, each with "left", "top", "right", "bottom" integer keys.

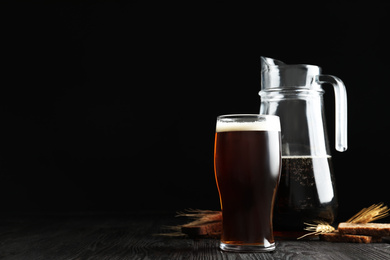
[{"left": 259, "top": 57, "right": 347, "bottom": 231}]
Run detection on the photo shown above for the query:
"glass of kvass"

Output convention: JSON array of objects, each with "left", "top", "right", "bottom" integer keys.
[{"left": 214, "top": 114, "right": 282, "bottom": 252}]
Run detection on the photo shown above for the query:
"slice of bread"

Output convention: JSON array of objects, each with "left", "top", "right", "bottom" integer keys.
[
  {"left": 181, "top": 221, "right": 222, "bottom": 238},
  {"left": 338, "top": 222, "right": 390, "bottom": 237},
  {"left": 320, "top": 231, "right": 382, "bottom": 243}
]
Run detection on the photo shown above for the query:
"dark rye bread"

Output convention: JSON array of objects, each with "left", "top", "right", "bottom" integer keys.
[
  {"left": 338, "top": 223, "right": 390, "bottom": 237},
  {"left": 181, "top": 221, "right": 222, "bottom": 238},
  {"left": 320, "top": 231, "right": 382, "bottom": 243}
]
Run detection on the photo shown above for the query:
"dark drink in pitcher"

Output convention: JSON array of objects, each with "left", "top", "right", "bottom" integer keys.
[{"left": 273, "top": 155, "right": 338, "bottom": 231}]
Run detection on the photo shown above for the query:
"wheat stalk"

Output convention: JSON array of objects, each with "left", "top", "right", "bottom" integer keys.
[
  {"left": 297, "top": 221, "right": 335, "bottom": 239},
  {"left": 347, "top": 203, "right": 390, "bottom": 224},
  {"left": 176, "top": 209, "right": 222, "bottom": 226}
]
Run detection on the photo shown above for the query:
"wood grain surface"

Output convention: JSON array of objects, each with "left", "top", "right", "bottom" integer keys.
[{"left": 0, "top": 212, "right": 389, "bottom": 259}]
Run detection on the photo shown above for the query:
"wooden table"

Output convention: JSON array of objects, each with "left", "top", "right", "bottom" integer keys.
[{"left": 1, "top": 211, "right": 389, "bottom": 259}]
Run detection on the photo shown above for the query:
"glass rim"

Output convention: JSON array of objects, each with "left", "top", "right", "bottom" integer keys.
[{"left": 217, "top": 114, "right": 280, "bottom": 120}]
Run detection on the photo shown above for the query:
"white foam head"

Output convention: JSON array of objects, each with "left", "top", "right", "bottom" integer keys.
[{"left": 216, "top": 115, "right": 280, "bottom": 132}]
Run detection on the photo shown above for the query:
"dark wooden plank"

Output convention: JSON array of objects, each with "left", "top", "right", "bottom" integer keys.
[
  {"left": 0, "top": 212, "right": 390, "bottom": 259},
  {"left": 271, "top": 241, "right": 390, "bottom": 260}
]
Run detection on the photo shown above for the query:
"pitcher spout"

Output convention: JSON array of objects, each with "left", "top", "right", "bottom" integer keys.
[
  {"left": 260, "top": 56, "right": 322, "bottom": 90},
  {"left": 261, "top": 56, "right": 285, "bottom": 72}
]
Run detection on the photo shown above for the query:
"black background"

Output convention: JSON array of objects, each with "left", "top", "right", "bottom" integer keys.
[{"left": 1, "top": 1, "right": 389, "bottom": 223}]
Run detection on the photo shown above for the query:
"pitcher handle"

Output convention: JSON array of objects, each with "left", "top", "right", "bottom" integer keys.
[{"left": 317, "top": 75, "right": 348, "bottom": 152}]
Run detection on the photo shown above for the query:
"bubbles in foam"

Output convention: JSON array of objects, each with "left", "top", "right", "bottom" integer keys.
[{"left": 216, "top": 116, "right": 280, "bottom": 132}]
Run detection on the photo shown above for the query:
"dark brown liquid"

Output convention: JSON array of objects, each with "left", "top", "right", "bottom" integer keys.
[
  {"left": 274, "top": 156, "right": 338, "bottom": 231},
  {"left": 214, "top": 131, "right": 281, "bottom": 245}
]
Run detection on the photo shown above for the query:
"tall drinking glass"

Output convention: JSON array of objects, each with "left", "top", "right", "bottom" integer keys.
[{"left": 214, "top": 114, "right": 282, "bottom": 252}]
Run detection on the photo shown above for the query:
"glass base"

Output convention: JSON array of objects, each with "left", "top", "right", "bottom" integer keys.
[{"left": 220, "top": 242, "right": 275, "bottom": 252}]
